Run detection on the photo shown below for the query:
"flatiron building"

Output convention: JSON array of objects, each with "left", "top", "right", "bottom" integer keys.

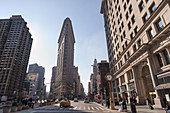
[{"left": 55, "top": 18, "right": 75, "bottom": 99}]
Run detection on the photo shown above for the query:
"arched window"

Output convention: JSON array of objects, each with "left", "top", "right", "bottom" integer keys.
[
  {"left": 156, "top": 53, "right": 163, "bottom": 67},
  {"left": 163, "top": 49, "right": 170, "bottom": 65}
]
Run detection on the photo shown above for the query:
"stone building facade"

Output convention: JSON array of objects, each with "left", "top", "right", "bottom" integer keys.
[
  {"left": 101, "top": 0, "right": 170, "bottom": 107},
  {"left": 55, "top": 18, "right": 75, "bottom": 99}
]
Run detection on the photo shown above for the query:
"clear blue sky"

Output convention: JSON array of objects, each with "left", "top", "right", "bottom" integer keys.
[{"left": 0, "top": 0, "right": 108, "bottom": 93}]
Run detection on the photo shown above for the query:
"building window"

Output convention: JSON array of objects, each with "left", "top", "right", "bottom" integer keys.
[
  {"left": 156, "top": 53, "right": 163, "bottom": 67},
  {"left": 163, "top": 49, "right": 170, "bottom": 65},
  {"left": 120, "top": 75, "right": 125, "bottom": 83},
  {"left": 118, "top": 6, "right": 120, "bottom": 11},
  {"left": 120, "top": 14, "right": 122, "bottom": 20},
  {"left": 129, "top": 5, "right": 133, "bottom": 14},
  {"left": 128, "top": 22, "right": 131, "bottom": 30},
  {"left": 126, "top": 12, "right": 129, "bottom": 20},
  {"left": 118, "top": 19, "right": 120, "bottom": 24},
  {"left": 117, "top": 0, "right": 119, "bottom": 4},
  {"left": 131, "top": 15, "right": 135, "bottom": 24},
  {"left": 121, "top": 22, "right": 124, "bottom": 28},
  {"left": 130, "top": 32, "right": 134, "bottom": 39},
  {"left": 123, "top": 31, "right": 126, "bottom": 38},
  {"left": 155, "top": 18, "right": 164, "bottom": 32},
  {"left": 147, "top": 27, "right": 154, "bottom": 39},
  {"left": 142, "top": 13, "right": 149, "bottom": 23},
  {"left": 134, "top": 26, "right": 138, "bottom": 34},
  {"left": 124, "top": 55, "right": 127, "bottom": 61},
  {"left": 124, "top": 3, "right": 127, "bottom": 11},
  {"left": 137, "top": 39, "right": 142, "bottom": 48},
  {"left": 122, "top": 45, "right": 125, "bottom": 50},
  {"left": 149, "top": 2, "right": 156, "bottom": 14},
  {"left": 116, "top": 11, "right": 119, "bottom": 16},
  {"left": 133, "top": 44, "right": 137, "bottom": 52},
  {"left": 119, "top": 27, "right": 121, "bottom": 32},
  {"left": 127, "top": 51, "right": 130, "bottom": 57},
  {"left": 138, "top": 1, "right": 144, "bottom": 12},
  {"left": 127, "top": 70, "right": 133, "bottom": 80},
  {"left": 145, "top": 0, "right": 149, "bottom": 3},
  {"left": 125, "top": 41, "right": 128, "bottom": 47}
]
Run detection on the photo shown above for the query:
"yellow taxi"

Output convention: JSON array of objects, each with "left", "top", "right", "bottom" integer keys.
[
  {"left": 73, "top": 98, "right": 78, "bottom": 102},
  {"left": 60, "top": 99, "right": 71, "bottom": 107}
]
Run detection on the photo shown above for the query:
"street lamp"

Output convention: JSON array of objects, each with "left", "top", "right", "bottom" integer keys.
[{"left": 106, "top": 74, "right": 115, "bottom": 110}]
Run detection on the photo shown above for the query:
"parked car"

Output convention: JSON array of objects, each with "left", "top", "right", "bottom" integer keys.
[
  {"left": 60, "top": 99, "right": 71, "bottom": 107},
  {"left": 74, "top": 98, "right": 78, "bottom": 102}
]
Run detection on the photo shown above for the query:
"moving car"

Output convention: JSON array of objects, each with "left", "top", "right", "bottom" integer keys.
[
  {"left": 60, "top": 99, "right": 71, "bottom": 107},
  {"left": 84, "top": 98, "right": 89, "bottom": 103},
  {"left": 74, "top": 98, "right": 78, "bottom": 102}
]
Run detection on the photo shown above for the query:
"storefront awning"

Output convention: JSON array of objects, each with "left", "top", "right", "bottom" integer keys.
[{"left": 155, "top": 83, "right": 170, "bottom": 90}]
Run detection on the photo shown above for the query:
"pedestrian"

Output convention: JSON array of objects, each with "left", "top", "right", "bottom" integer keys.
[
  {"left": 130, "top": 96, "right": 137, "bottom": 113},
  {"left": 122, "top": 99, "right": 127, "bottom": 111},
  {"left": 24, "top": 98, "right": 28, "bottom": 106},
  {"left": 107, "top": 97, "right": 110, "bottom": 109},
  {"left": 146, "top": 98, "right": 154, "bottom": 110},
  {"left": 166, "top": 101, "right": 170, "bottom": 113},
  {"left": 31, "top": 100, "right": 35, "bottom": 108}
]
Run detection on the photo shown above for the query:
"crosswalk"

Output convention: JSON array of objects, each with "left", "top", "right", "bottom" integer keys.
[{"left": 35, "top": 106, "right": 107, "bottom": 111}]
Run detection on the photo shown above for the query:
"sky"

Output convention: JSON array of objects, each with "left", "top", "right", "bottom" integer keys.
[{"left": 0, "top": 0, "right": 108, "bottom": 93}]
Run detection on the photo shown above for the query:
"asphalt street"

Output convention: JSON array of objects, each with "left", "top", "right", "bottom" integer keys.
[
  {"left": 15, "top": 101, "right": 114, "bottom": 113},
  {"left": 8, "top": 100, "right": 166, "bottom": 113}
]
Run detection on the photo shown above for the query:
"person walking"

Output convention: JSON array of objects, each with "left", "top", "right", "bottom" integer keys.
[
  {"left": 166, "top": 101, "right": 170, "bottom": 113},
  {"left": 31, "top": 100, "right": 35, "bottom": 108},
  {"left": 122, "top": 99, "right": 127, "bottom": 112},
  {"left": 130, "top": 96, "right": 137, "bottom": 113},
  {"left": 146, "top": 98, "right": 154, "bottom": 110},
  {"left": 107, "top": 97, "right": 110, "bottom": 109}
]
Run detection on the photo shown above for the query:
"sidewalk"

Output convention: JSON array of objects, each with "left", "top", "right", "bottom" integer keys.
[
  {"left": 96, "top": 102, "right": 166, "bottom": 113},
  {"left": 0, "top": 103, "right": 40, "bottom": 113}
]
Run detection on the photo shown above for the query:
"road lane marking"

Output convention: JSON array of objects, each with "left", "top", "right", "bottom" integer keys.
[
  {"left": 88, "top": 107, "right": 90, "bottom": 110},
  {"left": 91, "top": 107, "right": 95, "bottom": 110},
  {"left": 99, "top": 107, "right": 105, "bottom": 110},
  {"left": 73, "top": 106, "right": 77, "bottom": 109},
  {"left": 95, "top": 107, "right": 99, "bottom": 110}
]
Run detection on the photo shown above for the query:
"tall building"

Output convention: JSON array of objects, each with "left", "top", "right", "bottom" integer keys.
[
  {"left": 0, "top": 15, "right": 33, "bottom": 99},
  {"left": 55, "top": 18, "right": 75, "bottom": 99},
  {"left": 91, "top": 59, "right": 98, "bottom": 98},
  {"left": 97, "top": 60, "right": 110, "bottom": 102},
  {"left": 27, "top": 73, "right": 39, "bottom": 98},
  {"left": 72, "top": 66, "right": 80, "bottom": 98},
  {"left": 88, "top": 82, "right": 91, "bottom": 98},
  {"left": 101, "top": 0, "right": 170, "bottom": 107},
  {"left": 28, "top": 63, "right": 45, "bottom": 97},
  {"left": 49, "top": 66, "right": 57, "bottom": 99}
]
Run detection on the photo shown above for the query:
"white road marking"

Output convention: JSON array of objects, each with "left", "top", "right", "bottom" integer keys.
[
  {"left": 95, "top": 107, "right": 100, "bottom": 110},
  {"left": 91, "top": 107, "right": 95, "bottom": 110},
  {"left": 99, "top": 107, "right": 105, "bottom": 110},
  {"left": 88, "top": 107, "right": 90, "bottom": 110},
  {"left": 73, "top": 106, "right": 77, "bottom": 109}
]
